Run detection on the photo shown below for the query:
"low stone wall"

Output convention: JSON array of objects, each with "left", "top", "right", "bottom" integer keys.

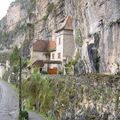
[{"left": 49, "top": 74, "right": 120, "bottom": 120}]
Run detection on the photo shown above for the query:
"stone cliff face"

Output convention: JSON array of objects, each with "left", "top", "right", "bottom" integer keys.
[
  {"left": 35, "top": 0, "right": 120, "bottom": 74},
  {"left": 0, "top": 0, "right": 35, "bottom": 56},
  {"left": 73, "top": 0, "right": 120, "bottom": 74},
  {"left": 34, "top": 0, "right": 66, "bottom": 40},
  {"left": 0, "top": 0, "right": 120, "bottom": 74}
]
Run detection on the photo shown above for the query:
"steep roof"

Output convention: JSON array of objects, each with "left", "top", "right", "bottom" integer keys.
[
  {"left": 32, "top": 40, "right": 56, "bottom": 52},
  {"left": 32, "top": 60, "right": 62, "bottom": 68},
  {"left": 55, "top": 16, "right": 73, "bottom": 33},
  {"left": 33, "top": 40, "right": 48, "bottom": 52}
]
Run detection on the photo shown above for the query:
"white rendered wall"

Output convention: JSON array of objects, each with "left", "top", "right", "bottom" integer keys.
[
  {"left": 50, "top": 31, "right": 64, "bottom": 69},
  {"left": 0, "top": 65, "right": 5, "bottom": 79}
]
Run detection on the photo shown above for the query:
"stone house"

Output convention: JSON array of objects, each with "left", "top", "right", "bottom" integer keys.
[
  {"left": 50, "top": 16, "right": 75, "bottom": 71},
  {"left": 30, "top": 39, "right": 61, "bottom": 73},
  {"left": 30, "top": 16, "right": 75, "bottom": 74}
]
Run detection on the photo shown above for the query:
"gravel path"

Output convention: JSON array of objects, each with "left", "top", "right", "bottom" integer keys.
[{"left": 0, "top": 80, "right": 45, "bottom": 120}]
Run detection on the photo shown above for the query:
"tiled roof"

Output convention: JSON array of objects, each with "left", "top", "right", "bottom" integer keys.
[
  {"left": 33, "top": 40, "right": 56, "bottom": 52},
  {"left": 33, "top": 40, "right": 48, "bottom": 52},
  {"left": 32, "top": 60, "right": 62, "bottom": 67},
  {"left": 32, "top": 60, "right": 44, "bottom": 67},
  {"left": 56, "top": 16, "right": 73, "bottom": 33},
  {"left": 64, "top": 16, "right": 73, "bottom": 30}
]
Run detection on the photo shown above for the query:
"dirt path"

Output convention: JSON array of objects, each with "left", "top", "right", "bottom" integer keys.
[{"left": 0, "top": 80, "right": 45, "bottom": 120}]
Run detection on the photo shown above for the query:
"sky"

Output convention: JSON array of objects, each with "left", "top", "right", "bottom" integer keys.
[{"left": 0, "top": 0, "right": 15, "bottom": 19}]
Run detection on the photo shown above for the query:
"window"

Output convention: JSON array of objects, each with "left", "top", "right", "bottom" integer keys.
[
  {"left": 59, "top": 38, "right": 61, "bottom": 45},
  {"left": 52, "top": 54, "right": 55, "bottom": 59},
  {"left": 58, "top": 53, "right": 61, "bottom": 59}
]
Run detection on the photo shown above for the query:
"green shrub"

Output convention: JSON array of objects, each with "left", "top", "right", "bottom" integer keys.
[
  {"left": 59, "top": 70, "right": 64, "bottom": 75},
  {"left": 19, "top": 110, "right": 29, "bottom": 120},
  {"left": 23, "top": 72, "right": 54, "bottom": 113},
  {"left": 75, "top": 29, "right": 83, "bottom": 46},
  {"left": 0, "top": 53, "right": 10, "bottom": 63},
  {"left": 2, "top": 71, "right": 10, "bottom": 81},
  {"left": 10, "top": 46, "right": 19, "bottom": 66}
]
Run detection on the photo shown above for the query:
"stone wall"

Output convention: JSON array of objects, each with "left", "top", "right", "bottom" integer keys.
[
  {"left": 49, "top": 74, "right": 120, "bottom": 120},
  {"left": 63, "top": 30, "right": 75, "bottom": 58}
]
